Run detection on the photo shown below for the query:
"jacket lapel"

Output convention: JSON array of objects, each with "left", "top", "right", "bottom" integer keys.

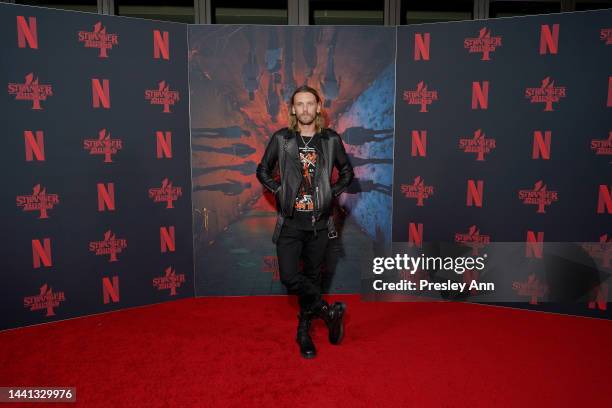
[{"left": 283, "top": 130, "right": 302, "bottom": 171}]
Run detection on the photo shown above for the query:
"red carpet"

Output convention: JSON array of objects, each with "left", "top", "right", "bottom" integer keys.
[{"left": 1, "top": 295, "right": 611, "bottom": 407}]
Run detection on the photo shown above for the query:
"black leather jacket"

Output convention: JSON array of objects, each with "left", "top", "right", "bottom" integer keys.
[{"left": 256, "top": 127, "right": 354, "bottom": 241}]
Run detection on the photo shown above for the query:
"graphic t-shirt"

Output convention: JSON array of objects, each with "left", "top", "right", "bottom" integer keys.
[{"left": 284, "top": 133, "right": 328, "bottom": 230}]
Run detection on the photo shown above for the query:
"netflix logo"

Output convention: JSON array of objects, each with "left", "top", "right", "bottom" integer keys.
[
  {"left": 8, "top": 73, "right": 53, "bottom": 110},
  {"left": 78, "top": 22, "right": 119, "bottom": 58},
  {"left": 16, "top": 184, "right": 60, "bottom": 219}
]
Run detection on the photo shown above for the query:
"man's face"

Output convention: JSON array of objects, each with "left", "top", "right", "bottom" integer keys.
[{"left": 292, "top": 91, "right": 320, "bottom": 126}]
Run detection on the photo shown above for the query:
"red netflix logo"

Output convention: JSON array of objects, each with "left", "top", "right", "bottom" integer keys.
[
  {"left": 512, "top": 274, "right": 547, "bottom": 305},
  {"left": 89, "top": 230, "right": 127, "bottom": 262},
  {"left": 464, "top": 28, "right": 502, "bottom": 60},
  {"left": 472, "top": 81, "right": 489, "bottom": 110},
  {"left": 400, "top": 176, "right": 434, "bottom": 206},
  {"left": 598, "top": 185, "right": 612, "bottom": 214},
  {"left": 403, "top": 81, "right": 438, "bottom": 112},
  {"left": 601, "top": 28, "right": 612, "bottom": 45},
  {"left": 78, "top": 22, "right": 118, "bottom": 58},
  {"left": 8, "top": 73, "right": 53, "bottom": 110},
  {"left": 540, "top": 24, "right": 560, "bottom": 55},
  {"left": 24, "top": 130, "right": 45, "bottom": 162},
  {"left": 459, "top": 129, "right": 495, "bottom": 161},
  {"left": 153, "top": 30, "right": 169, "bottom": 60},
  {"left": 263, "top": 256, "right": 280, "bottom": 281},
  {"left": 525, "top": 77, "right": 566, "bottom": 111},
  {"left": 582, "top": 235, "right": 611, "bottom": 269},
  {"left": 153, "top": 267, "right": 185, "bottom": 296},
  {"left": 149, "top": 178, "right": 182, "bottom": 209},
  {"left": 16, "top": 184, "right": 59, "bottom": 219},
  {"left": 591, "top": 131, "right": 612, "bottom": 156},
  {"left": 455, "top": 225, "right": 490, "bottom": 256},
  {"left": 17, "top": 16, "right": 37, "bottom": 49},
  {"left": 532, "top": 131, "right": 552, "bottom": 160},
  {"left": 97, "top": 183, "right": 115, "bottom": 211},
  {"left": 24, "top": 284, "right": 65, "bottom": 317},
  {"left": 102, "top": 276, "right": 120, "bottom": 304},
  {"left": 156, "top": 131, "right": 173, "bottom": 158},
  {"left": 32, "top": 238, "right": 52, "bottom": 268},
  {"left": 466, "top": 179, "right": 484, "bottom": 207},
  {"left": 518, "top": 181, "right": 558, "bottom": 213},
  {"left": 411, "top": 130, "right": 427, "bottom": 157},
  {"left": 414, "top": 33, "right": 430, "bottom": 61},
  {"left": 160, "top": 226, "right": 175, "bottom": 253},
  {"left": 92, "top": 78, "right": 110, "bottom": 109},
  {"left": 84, "top": 129, "right": 123, "bottom": 163},
  {"left": 145, "top": 81, "right": 179, "bottom": 113},
  {"left": 526, "top": 230, "right": 544, "bottom": 258},
  {"left": 408, "top": 222, "right": 423, "bottom": 248}
]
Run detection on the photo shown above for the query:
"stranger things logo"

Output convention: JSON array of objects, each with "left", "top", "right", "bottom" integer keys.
[
  {"left": 78, "top": 22, "right": 118, "bottom": 58},
  {"left": 591, "top": 131, "right": 612, "bottom": 156},
  {"left": 455, "top": 225, "right": 490, "bottom": 256},
  {"left": 464, "top": 28, "right": 502, "bottom": 60},
  {"left": 144, "top": 81, "right": 180, "bottom": 113},
  {"left": 400, "top": 176, "right": 434, "bottom": 207},
  {"left": 512, "top": 274, "right": 548, "bottom": 305},
  {"left": 525, "top": 77, "right": 566, "bottom": 111},
  {"left": 582, "top": 234, "right": 611, "bottom": 269},
  {"left": 153, "top": 267, "right": 186, "bottom": 296},
  {"left": 518, "top": 180, "right": 558, "bottom": 213},
  {"left": 8, "top": 73, "right": 53, "bottom": 110},
  {"left": 89, "top": 230, "right": 127, "bottom": 262},
  {"left": 601, "top": 28, "right": 612, "bottom": 45},
  {"left": 149, "top": 178, "right": 182, "bottom": 209},
  {"left": 16, "top": 184, "right": 60, "bottom": 219},
  {"left": 24, "top": 284, "right": 66, "bottom": 317},
  {"left": 403, "top": 81, "right": 438, "bottom": 112},
  {"left": 83, "top": 129, "right": 123, "bottom": 163},
  {"left": 459, "top": 129, "right": 496, "bottom": 161}
]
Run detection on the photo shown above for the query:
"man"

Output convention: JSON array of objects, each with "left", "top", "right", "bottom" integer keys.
[{"left": 256, "top": 85, "right": 354, "bottom": 359}]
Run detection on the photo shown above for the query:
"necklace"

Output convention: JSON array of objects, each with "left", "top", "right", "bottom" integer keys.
[{"left": 300, "top": 133, "right": 314, "bottom": 148}]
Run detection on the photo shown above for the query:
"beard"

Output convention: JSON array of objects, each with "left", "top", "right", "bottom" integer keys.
[{"left": 297, "top": 113, "right": 316, "bottom": 126}]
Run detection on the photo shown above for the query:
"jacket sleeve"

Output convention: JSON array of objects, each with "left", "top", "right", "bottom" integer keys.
[
  {"left": 331, "top": 132, "right": 354, "bottom": 197},
  {"left": 256, "top": 132, "right": 281, "bottom": 194}
]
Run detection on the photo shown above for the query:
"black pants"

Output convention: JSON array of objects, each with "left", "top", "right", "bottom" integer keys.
[{"left": 276, "top": 223, "right": 329, "bottom": 313}]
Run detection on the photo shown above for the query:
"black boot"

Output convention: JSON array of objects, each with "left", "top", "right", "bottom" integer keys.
[
  {"left": 296, "top": 311, "right": 316, "bottom": 359},
  {"left": 314, "top": 301, "right": 346, "bottom": 345}
]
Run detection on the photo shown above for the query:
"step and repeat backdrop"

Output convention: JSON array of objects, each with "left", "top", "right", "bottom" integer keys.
[
  {"left": 391, "top": 10, "right": 611, "bottom": 318},
  {"left": 188, "top": 25, "right": 395, "bottom": 297},
  {"left": 1, "top": 3, "right": 610, "bottom": 330},
  {"left": 0, "top": 4, "right": 194, "bottom": 331}
]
